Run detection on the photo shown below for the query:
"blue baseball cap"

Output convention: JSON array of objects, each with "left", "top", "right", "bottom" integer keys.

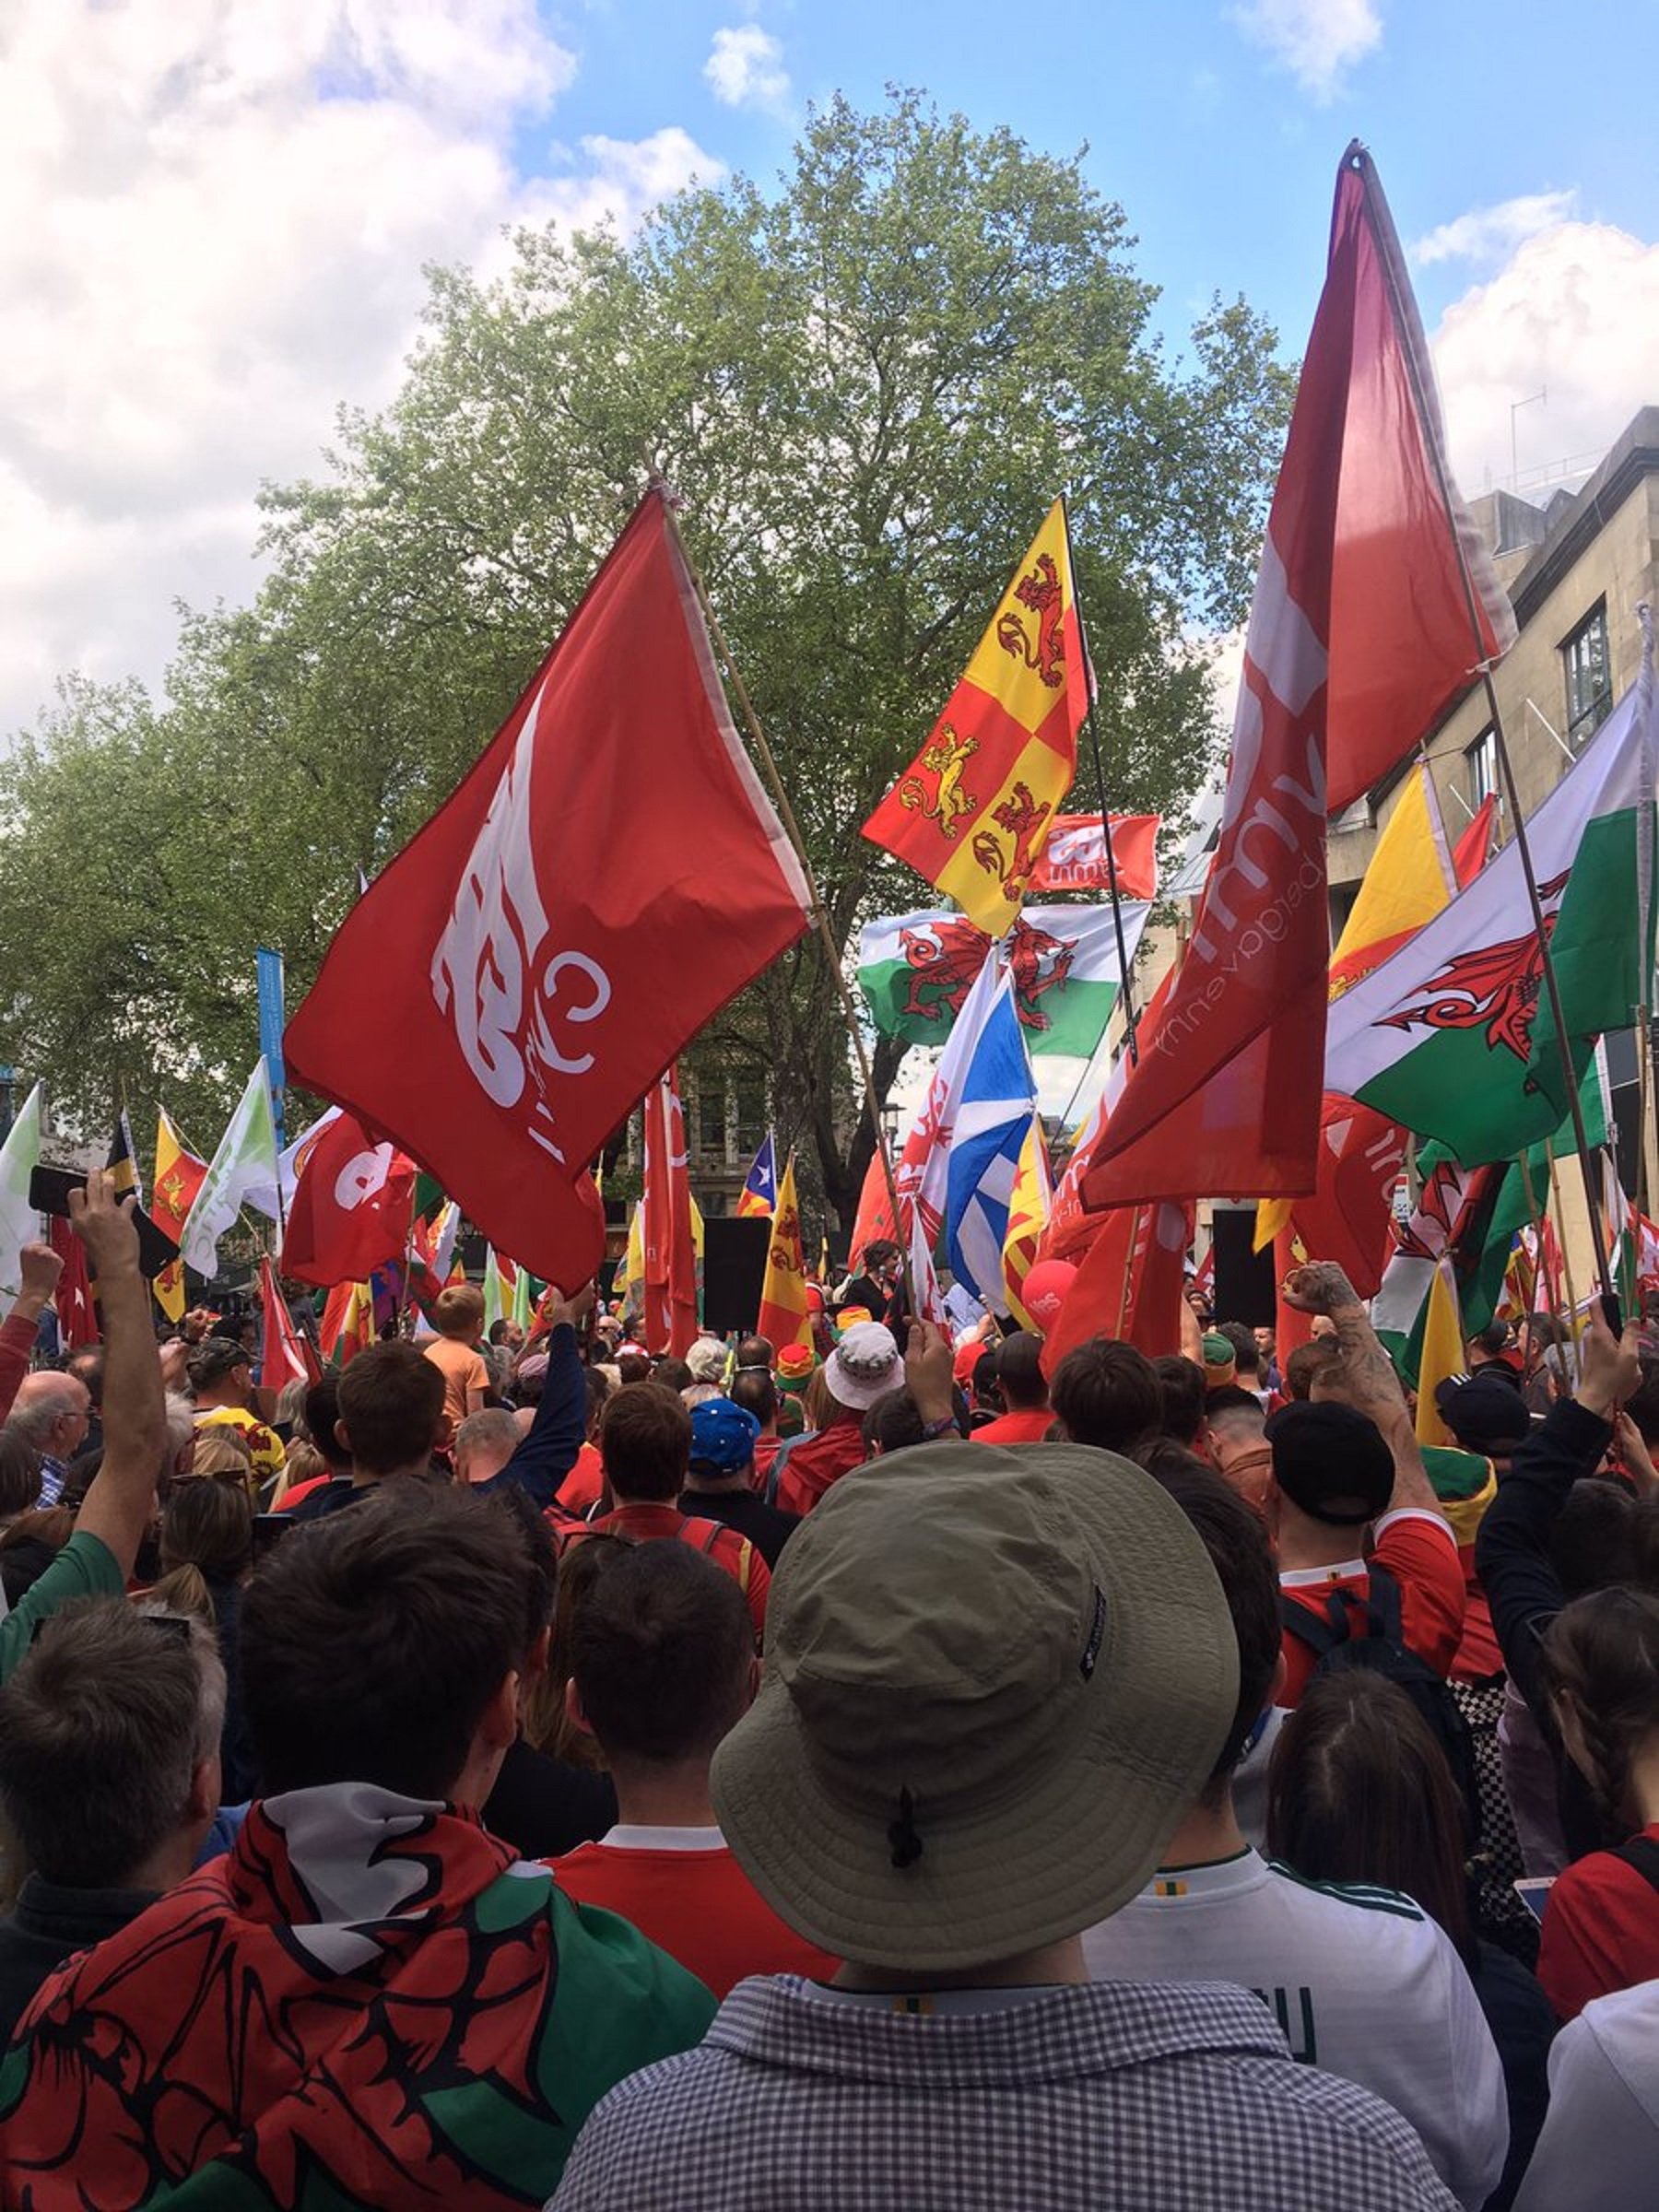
[{"left": 689, "top": 1395, "right": 761, "bottom": 1473}]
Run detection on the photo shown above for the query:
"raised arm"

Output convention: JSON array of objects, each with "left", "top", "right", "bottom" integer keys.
[
  {"left": 1282, "top": 1260, "right": 1443, "bottom": 1520},
  {"left": 0, "top": 1241, "right": 64, "bottom": 1423},
  {"left": 480, "top": 1283, "right": 594, "bottom": 1511},
  {"left": 67, "top": 1171, "right": 166, "bottom": 1571}
]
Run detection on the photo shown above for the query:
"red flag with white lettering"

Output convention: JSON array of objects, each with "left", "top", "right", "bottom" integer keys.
[
  {"left": 1040, "top": 1199, "right": 1193, "bottom": 1378},
  {"left": 1080, "top": 145, "right": 1511, "bottom": 1210},
  {"left": 280, "top": 1110, "right": 417, "bottom": 1289},
  {"left": 641, "top": 1067, "right": 698, "bottom": 1358},
  {"left": 284, "top": 488, "right": 813, "bottom": 1284}
]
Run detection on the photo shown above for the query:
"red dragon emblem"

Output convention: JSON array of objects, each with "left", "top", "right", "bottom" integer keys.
[
  {"left": 996, "top": 554, "right": 1067, "bottom": 688},
  {"left": 900, "top": 914, "right": 1076, "bottom": 1030},
  {"left": 971, "top": 782, "right": 1053, "bottom": 908},
  {"left": 1376, "top": 871, "right": 1570, "bottom": 1064}
]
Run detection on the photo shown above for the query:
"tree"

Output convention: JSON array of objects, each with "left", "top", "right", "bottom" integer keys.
[{"left": 0, "top": 91, "right": 1292, "bottom": 1230}]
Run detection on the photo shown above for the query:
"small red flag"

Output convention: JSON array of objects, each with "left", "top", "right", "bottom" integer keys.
[
  {"left": 47, "top": 1216, "right": 99, "bottom": 1349},
  {"left": 284, "top": 489, "right": 812, "bottom": 1285},
  {"left": 1453, "top": 794, "right": 1497, "bottom": 887},
  {"left": 1026, "top": 814, "right": 1160, "bottom": 900},
  {"left": 641, "top": 1067, "right": 698, "bottom": 1359},
  {"left": 280, "top": 1111, "right": 416, "bottom": 1290},
  {"left": 259, "top": 1255, "right": 318, "bottom": 1388}
]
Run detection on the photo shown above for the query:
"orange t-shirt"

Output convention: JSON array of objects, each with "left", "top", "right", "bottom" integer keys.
[
  {"left": 553, "top": 1830, "right": 840, "bottom": 1996},
  {"left": 423, "top": 1335, "right": 489, "bottom": 1427},
  {"left": 1277, "top": 1509, "right": 1466, "bottom": 1707}
]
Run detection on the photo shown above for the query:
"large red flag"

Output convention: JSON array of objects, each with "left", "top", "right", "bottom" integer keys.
[
  {"left": 1041, "top": 1199, "right": 1192, "bottom": 1378},
  {"left": 280, "top": 1111, "right": 417, "bottom": 1289},
  {"left": 284, "top": 488, "right": 812, "bottom": 1284},
  {"left": 641, "top": 1067, "right": 698, "bottom": 1358},
  {"left": 1080, "top": 146, "right": 1512, "bottom": 1212}
]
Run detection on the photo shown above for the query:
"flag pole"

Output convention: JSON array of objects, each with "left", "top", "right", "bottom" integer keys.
[
  {"left": 1061, "top": 494, "right": 1142, "bottom": 1065},
  {"left": 660, "top": 492, "right": 913, "bottom": 1310},
  {"left": 1359, "top": 141, "right": 1612, "bottom": 1298}
]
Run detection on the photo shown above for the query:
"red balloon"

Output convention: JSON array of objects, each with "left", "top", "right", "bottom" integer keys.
[{"left": 1020, "top": 1259, "right": 1077, "bottom": 1333}]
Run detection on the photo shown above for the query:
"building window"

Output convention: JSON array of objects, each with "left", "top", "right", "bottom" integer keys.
[
  {"left": 1562, "top": 602, "right": 1612, "bottom": 747},
  {"left": 1465, "top": 725, "right": 1497, "bottom": 809}
]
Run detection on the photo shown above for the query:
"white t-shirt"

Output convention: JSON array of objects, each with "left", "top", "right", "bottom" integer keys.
[
  {"left": 1514, "top": 1975, "right": 1659, "bottom": 2212},
  {"left": 1082, "top": 1847, "right": 1506, "bottom": 2212}
]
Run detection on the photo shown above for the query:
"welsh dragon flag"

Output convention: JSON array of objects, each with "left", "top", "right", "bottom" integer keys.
[{"left": 1326, "top": 653, "right": 1656, "bottom": 1163}]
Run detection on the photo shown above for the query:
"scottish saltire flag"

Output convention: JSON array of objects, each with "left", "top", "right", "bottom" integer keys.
[
  {"left": 945, "top": 971, "right": 1039, "bottom": 1313},
  {"left": 736, "top": 1131, "right": 778, "bottom": 1218}
]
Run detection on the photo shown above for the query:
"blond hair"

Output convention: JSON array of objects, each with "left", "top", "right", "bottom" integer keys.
[{"left": 433, "top": 1283, "right": 486, "bottom": 1340}]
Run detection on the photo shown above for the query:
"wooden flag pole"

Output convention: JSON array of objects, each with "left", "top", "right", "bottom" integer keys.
[
  {"left": 1363, "top": 143, "right": 1612, "bottom": 1299},
  {"left": 1545, "top": 1138, "right": 1585, "bottom": 1347},
  {"left": 661, "top": 493, "right": 913, "bottom": 1312}
]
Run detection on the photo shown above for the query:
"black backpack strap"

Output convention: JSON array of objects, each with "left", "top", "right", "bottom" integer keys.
[
  {"left": 1278, "top": 1590, "right": 1351, "bottom": 1657},
  {"left": 1361, "top": 1560, "right": 1405, "bottom": 1644},
  {"left": 1613, "top": 1836, "right": 1659, "bottom": 1895}
]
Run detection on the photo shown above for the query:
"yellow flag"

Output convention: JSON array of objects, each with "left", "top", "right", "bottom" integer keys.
[
  {"left": 756, "top": 1155, "right": 810, "bottom": 1350},
  {"left": 1002, "top": 1115, "right": 1053, "bottom": 1326},
  {"left": 152, "top": 1110, "right": 207, "bottom": 1323},
  {"left": 1415, "top": 1255, "right": 1465, "bottom": 1450}
]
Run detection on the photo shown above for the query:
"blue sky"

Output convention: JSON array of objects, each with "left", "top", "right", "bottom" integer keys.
[{"left": 1, "top": 0, "right": 1653, "bottom": 729}]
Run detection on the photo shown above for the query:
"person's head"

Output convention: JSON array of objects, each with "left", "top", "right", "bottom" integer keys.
[
  {"left": 486, "top": 1318, "right": 516, "bottom": 1348},
  {"left": 153, "top": 1477, "right": 253, "bottom": 1620},
  {"left": 708, "top": 1441, "right": 1237, "bottom": 1975},
  {"left": 1151, "top": 1355, "right": 1206, "bottom": 1449},
  {"left": 651, "top": 1357, "right": 693, "bottom": 1394},
  {"left": 1147, "top": 1457, "right": 1284, "bottom": 1809},
  {"left": 0, "top": 1429, "right": 42, "bottom": 1520},
  {"left": 1436, "top": 1372, "right": 1531, "bottom": 1462},
  {"left": 728, "top": 1366, "right": 778, "bottom": 1435},
  {"left": 1466, "top": 1319, "right": 1515, "bottom": 1370},
  {"left": 1205, "top": 1382, "right": 1266, "bottom": 1453},
  {"left": 1264, "top": 1400, "right": 1394, "bottom": 1535},
  {"left": 994, "top": 1331, "right": 1048, "bottom": 1412},
  {"left": 1545, "top": 1588, "right": 1659, "bottom": 1839},
  {"left": 685, "top": 1337, "right": 729, "bottom": 1387},
  {"left": 185, "top": 1336, "right": 255, "bottom": 1410},
  {"left": 688, "top": 1395, "right": 760, "bottom": 1488},
  {"left": 1521, "top": 1311, "right": 1567, "bottom": 1365},
  {"left": 600, "top": 1381, "right": 691, "bottom": 1503},
  {"left": 1548, "top": 1480, "right": 1648, "bottom": 1604},
  {"left": 335, "top": 1341, "right": 447, "bottom": 1477},
  {"left": 1266, "top": 1671, "right": 1472, "bottom": 1957},
  {"left": 583, "top": 1363, "right": 612, "bottom": 1441},
  {"left": 1048, "top": 1338, "right": 1161, "bottom": 1457},
  {"left": 1284, "top": 1337, "right": 1339, "bottom": 1402},
  {"left": 526, "top": 1531, "right": 633, "bottom": 1767},
  {"left": 63, "top": 1344, "right": 105, "bottom": 1408},
  {"left": 1200, "top": 1331, "right": 1237, "bottom": 1390},
  {"left": 1253, "top": 1325, "right": 1277, "bottom": 1365},
  {"left": 1623, "top": 1362, "right": 1659, "bottom": 1447},
  {"left": 568, "top": 1541, "right": 755, "bottom": 1780},
  {"left": 1218, "top": 1322, "right": 1259, "bottom": 1380},
  {"left": 861, "top": 1387, "right": 927, "bottom": 1457},
  {"left": 0, "top": 1598, "right": 224, "bottom": 1889},
  {"left": 302, "top": 1377, "right": 351, "bottom": 1477},
  {"left": 822, "top": 1322, "right": 902, "bottom": 1422},
  {"left": 188, "top": 1428, "right": 255, "bottom": 1488},
  {"left": 0, "top": 1507, "right": 74, "bottom": 1607},
  {"left": 860, "top": 1239, "right": 899, "bottom": 1281},
  {"left": 240, "top": 1485, "right": 532, "bottom": 1803},
  {"left": 453, "top": 1407, "right": 523, "bottom": 1488},
  {"left": 432, "top": 1283, "right": 486, "bottom": 1346},
  {"left": 7, "top": 1371, "right": 92, "bottom": 1463},
  {"left": 616, "top": 1351, "right": 653, "bottom": 1387},
  {"left": 734, "top": 1335, "right": 774, "bottom": 1374}
]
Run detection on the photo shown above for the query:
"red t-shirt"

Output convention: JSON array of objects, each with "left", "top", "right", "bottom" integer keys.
[
  {"left": 582, "top": 1503, "right": 770, "bottom": 1642},
  {"left": 1277, "top": 1509, "right": 1466, "bottom": 1707},
  {"left": 971, "top": 1408, "right": 1053, "bottom": 1445},
  {"left": 773, "top": 1414, "right": 866, "bottom": 1517},
  {"left": 276, "top": 1471, "right": 335, "bottom": 1513},
  {"left": 554, "top": 1441, "right": 605, "bottom": 1516},
  {"left": 553, "top": 1830, "right": 840, "bottom": 1997},
  {"left": 752, "top": 1435, "right": 782, "bottom": 1488},
  {"left": 1538, "top": 1822, "right": 1659, "bottom": 2021}
]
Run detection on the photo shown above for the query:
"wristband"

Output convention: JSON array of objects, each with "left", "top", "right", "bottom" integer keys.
[{"left": 920, "top": 1415, "right": 957, "bottom": 1441}]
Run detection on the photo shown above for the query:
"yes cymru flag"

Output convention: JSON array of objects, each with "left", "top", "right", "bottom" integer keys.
[
  {"left": 180, "top": 1063, "right": 280, "bottom": 1278},
  {"left": 756, "top": 1155, "right": 811, "bottom": 1352},
  {"left": 862, "top": 501, "right": 1087, "bottom": 933},
  {"left": 735, "top": 1132, "right": 778, "bottom": 1219},
  {"left": 1326, "top": 658, "right": 1656, "bottom": 1164},
  {"left": 152, "top": 1111, "right": 207, "bottom": 1323},
  {"left": 284, "top": 488, "right": 812, "bottom": 1287},
  {"left": 858, "top": 900, "right": 1150, "bottom": 1057},
  {"left": 1079, "top": 146, "right": 1512, "bottom": 1212},
  {"left": 1026, "top": 814, "right": 1160, "bottom": 900},
  {"left": 281, "top": 1109, "right": 417, "bottom": 1289}
]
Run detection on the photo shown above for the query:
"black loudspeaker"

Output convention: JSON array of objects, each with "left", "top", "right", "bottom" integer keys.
[
  {"left": 701, "top": 1217, "right": 771, "bottom": 1334},
  {"left": 1209, "top": 1206, "right": 1277, "bottom": 1329}
]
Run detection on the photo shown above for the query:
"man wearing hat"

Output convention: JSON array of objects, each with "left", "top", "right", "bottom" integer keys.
[
  {"left": 1271, "top": 1263, "right": 1465, "bottom": 1708},
  {"left": 680, "top": 1396, "right": 800, "bottom": 1568},
  {"left": 189, "top": 1335, "right": 284, "bottom": 1488},
  {"left": 771, "top": 1343, "right": 816, "bottom": 1441},
  {"left": 772, "top": 1321, "right": 902, "bottom": 1517},
  {"left": 552, "top": 1444, "right": 1457, "bottom": 2211}
]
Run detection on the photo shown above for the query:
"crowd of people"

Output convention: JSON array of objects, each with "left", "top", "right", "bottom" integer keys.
[{"left": 0, "top": 1184, "right": 1654, "bottom": 2205}]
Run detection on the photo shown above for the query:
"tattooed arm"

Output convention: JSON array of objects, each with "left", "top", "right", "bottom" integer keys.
[{"left": 1281, "top": 1261, "right": 1445, "bottom": 1521}]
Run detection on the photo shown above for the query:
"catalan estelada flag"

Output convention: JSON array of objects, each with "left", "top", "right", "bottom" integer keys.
[
  {"left": 862, "top": 501, "right": 1086, "bottom": 934},
  {"left": 735, "top": 1132, "right": 778, "bottom": 1219}
]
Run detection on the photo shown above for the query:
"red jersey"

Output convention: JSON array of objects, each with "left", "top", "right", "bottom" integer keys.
[
  {"left": 555, "top": 1441, "right": 605, "bottom": 1516},
  {"left": 582, "top": 1503, "right": 769, "bottom": 1643},
  {"left": 773, "top": 1414, "right": 866, "bottom": 1517},
  {"left": 971, "top": 1408, "right": 1053, "bottom": 1445},
  {"left": 1538, "top": 1823, "right": 1659, "bottom": 2021},
  {"left": 553, "top": 1829, "right": 840, "bottom": 1996},
  {"left": 1277, "top": 1509, "right": 1465, "bottom": 1707}
]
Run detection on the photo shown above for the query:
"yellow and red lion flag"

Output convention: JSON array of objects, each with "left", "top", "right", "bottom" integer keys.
[
  {"left": 1001, "top": 1115, "right": 1053, "bottom": 1328},
  {"left": 756, "top": 1154, "right": 811, "bottom": 1352},
  {"left": 862, "top": 501, "right": 1087, "bottom": 933},
  {"left": 152, "top": 1110, "right": 208, "bottom": 1324}
]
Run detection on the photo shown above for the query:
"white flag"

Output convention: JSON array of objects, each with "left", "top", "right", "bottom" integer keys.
[
  {"left": 0, "top": 1084, "right": 42, "bottom": 1297},
  {"left": 181, "top": 1063, "right": 280, "bottom": 1277}
]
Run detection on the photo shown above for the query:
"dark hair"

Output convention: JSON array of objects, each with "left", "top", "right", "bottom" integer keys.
[
  {"left": 1205, "top": 1382, "right": 1265, "bottom": 1427},
  {"left": 652, "top": 1358, "right": 693, "bottom": 1394},
  {"left": 1543, "top": 1587, "right": 1659, "bottom": 1838},
  {"left": 571, "top": 1541, "right": 751, "bottom": 1764},
  {"left": 157, "top": 1478, "right": 253, "bottom": 1607},
  {"left": 64, "top": 1345, "right": 106, "bottom": 1404},
  {"left": 1624, "top": 1361, "right": 1659, "bottom": 1447},
  {"left": 531, "top": 1532, "right": 634, "bottom": 1766},
  {"left": 1152, "top": 1355, "right": 1206, "bottom": 1446},
  {"left": 862, "top": 1387, "right": 925, "bottom": 1455},
  {"left": 0, "top": 1430, "right": 42, "bottom": 1518},
  {"left": 1285, "top": 1337, "right": 1339, "bottom": 1402},
  {"left": 616, "top": 1352, "right": 653, "bottom": 1387},
  {"left": 1266, "top": 1671, "right": 1472, "bottom": 1958},
  {"left": 1218, "top": 1322, "right": 1259, "bottom": 1377},
  {"left": 583, "top": 1364, "right": 612, "bottom": 1439},
  {"left": 600, "top": 1382, "right": 691, "bottom": 1501},
  {"left": 0, "top": 1508, "right": 74, "bottom": 1607},
  {"left": 729, "top": 1367, "right": 778, "bottom": 1428},
  {"left": 1049, "top": 1338, "right": 1161, "bottom": 1456},
  {"left": 0, "top": 1598, "right": 222, "bottom": 1887},
  {"left": 240, "top": 1485, "right": 532, "bottom": 1798},
  {"left": 302, "top": 1377, "right": 350, "bottom": 1474},
  {"left": 487, "top": 1318, "right": 513, "bottom": 1347},
  {"left": 994, "top": 1331, "right": 1047, "bottom": 1409},
  {"left": 335, "top": 1343, "right": 446, "bottom": 1475},
  {"left": 735, "top": 1335, "right": 773, "bottom": 1371},
  {"left": 1525, "top": 1312, "right": 1567, "bottom": 1349},
  {"left": 1148, "top": 1459, "right": 1281, "bottom": 1797},
  {"left": 1469, "top": 1320, "right": 1512, "bottom": 1358},
  {"left": 1550, "top": 1477, "right": 1640, "bottom": 1600}
]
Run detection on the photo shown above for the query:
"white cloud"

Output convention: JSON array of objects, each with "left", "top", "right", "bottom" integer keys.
[
  {"left": 1230, "top": 0, "right": 1382, "bottom": 100},
  {"left": 0, "top": 2, "right": 719, "bottom": 733},
  {"left": 1411, "top": 190, "right": 1579, "bottom": 268},
  {"left": 703, "top": 24, "right": 790, "bottom": 112},
  {"left": 1430, "top": 219, "right": 1659, "bottom": 495}
]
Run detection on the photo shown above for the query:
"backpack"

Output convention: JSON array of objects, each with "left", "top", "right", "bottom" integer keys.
[
  {"left": 1278, "top": 1564, "right": 1483, "bottom": 1845},
  {"left": 1611, "top": 1835, "right": 1659, "bottom": 1894}
]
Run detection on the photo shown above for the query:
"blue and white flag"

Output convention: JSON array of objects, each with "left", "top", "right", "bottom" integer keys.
[
  {"left": 944, "top": 971, "right": 1038, "bottom": 1314},
  {"left": 736, "top": 1130, "right": 778, "bottom": 1218}
]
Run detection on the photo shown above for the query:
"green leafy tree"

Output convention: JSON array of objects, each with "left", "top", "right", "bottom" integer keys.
[{"left": 0, "top": 91, "right": 1291, "bottom": 1229}]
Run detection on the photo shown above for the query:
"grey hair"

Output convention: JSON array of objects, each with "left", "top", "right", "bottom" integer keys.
[
  {"left": 272, "top": 1377, "right": 310, "bottom": 1433},
  {"left": 162, "top": 1390, "right": 196, "bottom": 1469},
  {"left": 453, "top": 1408, "right": 521, "bottom": 1476},
  {"left": 6, "top": 1381, "right": 83, "bottom": 1449}
]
